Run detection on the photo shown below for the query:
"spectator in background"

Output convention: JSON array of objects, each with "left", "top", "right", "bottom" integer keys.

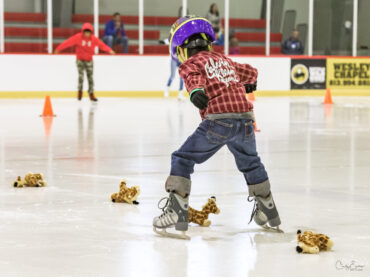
[
  {"left": 206, "top": 3, "right": 221, "bottom": 32},
  {"left": 214, "top": 29, "right": 240, "bottom": 55},
  {"left": 103, "top": 12, "right": 129, "bottom": 53},
  {"left": 281, "top": 30, "right": 304, "bottom": 55},
  {"left": 214, "top": 28, "right": 224, "bottom": 46},
  {"left": 230, "top": 36, "right": 240, "bottom": 55}
]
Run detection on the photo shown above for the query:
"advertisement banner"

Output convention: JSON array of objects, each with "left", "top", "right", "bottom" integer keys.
[
  {"left": 327, "top": 58, "right": 370, "bottom": 89},
  {"left": 291, "top": 59, "right": 326, "bottom": 89}
]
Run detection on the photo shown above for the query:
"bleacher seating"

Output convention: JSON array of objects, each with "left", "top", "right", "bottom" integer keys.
[
  {"left": 72, "top": 14, "right": 178, "bottom": 26},
  {"left": 4, "top": 12, "right": 282, "bottom": 55},
  {"left": 4, "top": 12, "right": 46, "bottom": 22},
  {"left": 5, "top": 27, "right": 160, "bottom": 40}
]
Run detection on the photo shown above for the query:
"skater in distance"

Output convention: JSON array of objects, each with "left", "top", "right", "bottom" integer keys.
[
  {"left": 54, "top": 23, "right": 115, "bottom": 102},
  {"left": 153, "top": 15, "right": 282, "bottom": 240}
]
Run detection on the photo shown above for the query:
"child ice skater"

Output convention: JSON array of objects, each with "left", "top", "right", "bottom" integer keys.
[
  {"left": 153, "top": 16, "right": 281, "bottom": 239},
  {"left": 54, "top": 23, "right": 115, "bottom": 101}
]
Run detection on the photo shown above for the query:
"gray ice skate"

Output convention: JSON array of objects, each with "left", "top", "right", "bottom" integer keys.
[
  {"left": 248, "top": 193, "right": 283, "bottom": 233},
  {"left": 153, "top": 192, "right": 190, "bottom": 240}
]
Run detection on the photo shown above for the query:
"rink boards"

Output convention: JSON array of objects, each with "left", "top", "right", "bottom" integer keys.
[{"left": 0, "top": 54, "right": 369, "bottom": 97}]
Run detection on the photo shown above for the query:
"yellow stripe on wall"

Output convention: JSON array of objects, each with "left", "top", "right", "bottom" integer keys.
[
  {"left": 0, "top": 90, "right": 370, "bottom": 98},
  {"left": 257, "top": 89, "right": 370, "bottom": 97}
]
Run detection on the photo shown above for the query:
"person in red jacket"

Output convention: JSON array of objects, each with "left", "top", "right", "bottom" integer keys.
[{"left": 54, "top": 23, "right": 115, "bottom": 101}]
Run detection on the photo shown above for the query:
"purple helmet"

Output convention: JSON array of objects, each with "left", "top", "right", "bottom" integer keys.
[{"left": 169, "top": 15, "right": 215, "bottom": 62}]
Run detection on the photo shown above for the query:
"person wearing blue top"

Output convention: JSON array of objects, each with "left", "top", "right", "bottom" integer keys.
[
  {"left": 103, "top": 12, "right": 129, "bottom": 54},
  {"left": 281, "top": 30, "right": 304, "bottom": 55}
]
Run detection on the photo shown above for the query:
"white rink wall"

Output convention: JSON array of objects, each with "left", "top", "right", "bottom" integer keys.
[{"left": 0, "top": 55, "right": 290, "bottom": 93}]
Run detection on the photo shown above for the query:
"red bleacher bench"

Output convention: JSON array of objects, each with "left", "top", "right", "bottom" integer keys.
[
  {"left": 235, "top": 32, "right": 282, "bottom": 42},
  {"left": 72, "top": 14, "right": 177, "bottom": 26},
  {"left": 222, "top": 18, "right": 266, "bottom": 29},
  {"left": 4, "top": 27, "right": 159, "bottom": 40},
  {"left": 4, "top": 12, "right": 46, "bottom": 23}
]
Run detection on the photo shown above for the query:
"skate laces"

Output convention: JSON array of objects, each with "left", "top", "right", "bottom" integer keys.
[
  {"left": 248, "top": 196, "right": 257, "bottom": 224},
  {"left": 157, "top": 197, "right": 173, "bottom": 218}
]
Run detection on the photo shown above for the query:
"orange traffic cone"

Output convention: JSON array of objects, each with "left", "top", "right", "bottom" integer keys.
[
  {"left": 324, "top": 88, "right": 333, "bottom": 104},
  {"left": 248, "top": 92, "right": 256, "bottom": 102},
  {"left": 41, "top": 95, "right": 55, "bottom": 117},
  {"left": 253, "top": 122, "right": 260, "bottom": 132}
]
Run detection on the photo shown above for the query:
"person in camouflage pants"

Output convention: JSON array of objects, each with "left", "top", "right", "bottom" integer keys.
[
  {"left": 77, "top": 60, "right": 94, "bottom": 97},
  {"left": 54, "top": 23, "right": 114, "bottom": 101}
]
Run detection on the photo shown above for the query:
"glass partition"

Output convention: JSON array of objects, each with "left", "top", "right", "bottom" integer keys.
[
  {"left": 53, "top": 0, "right": 93, "bottom": 55},
  {"left": 230, "top": 0, "right": 266, "bottom": 55},
  {"left": 188, "top": 0, "right": 225, "bottom": 54},
  {"left": 280, "top": 0, "right": 309, "bottom": 56},
  {"left": 0, "top": 0, "right": 365, "bottom": 57},
  {"left": 313, "top": 0, "right": 353, "bottom": 55},
  {"left": 99, "top": 0, "right": 138, "bottom": 54},
  {"left": 356, "top": 0, "right": 369, "bottom": 56},
  {"left": 4, "top": 0, "right": 47, "bottom": 53},
  {"left": 142, "top": 0, "right": 182, "bottom": 55}
]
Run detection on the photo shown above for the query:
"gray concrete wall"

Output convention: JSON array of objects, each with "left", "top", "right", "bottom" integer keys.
[{"left": 4, "top": 0, "right": 35, "bottom": 12}]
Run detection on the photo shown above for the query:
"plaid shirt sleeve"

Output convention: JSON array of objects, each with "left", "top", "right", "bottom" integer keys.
[
  {"left": 179, "top": 61, "right": 206, "bottom": 94},
  {"left": 232, "top": 61, "right": 258, "bottom": 84}
]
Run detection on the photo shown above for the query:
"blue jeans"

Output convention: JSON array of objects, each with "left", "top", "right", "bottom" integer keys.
[
  {"left": 103, "top": 35, "right": 129, "bottom": 53},
  {"left": 167, "top": 59, "right": 184, "bottom": 90},
  {"left": 170, "top": 118, "right": 268, "bottom": 186}
]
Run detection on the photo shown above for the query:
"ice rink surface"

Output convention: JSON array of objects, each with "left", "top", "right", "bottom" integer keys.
[{"left": 0, "top": 96, "right": 369, "bottom": 277}]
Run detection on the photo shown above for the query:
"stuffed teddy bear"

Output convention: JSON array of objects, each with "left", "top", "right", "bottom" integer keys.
[
  {"left": 13, "top": 173, "right": 47, "bottom": 188},
  {"left": 188, "top": 196, "right": 220, "bottom": 227},
  {"left": 296, "top": 230, "right": 333, "bottom": 254},
  {"left": 111, "top": 179, "right": 140, "bottom": 205}
]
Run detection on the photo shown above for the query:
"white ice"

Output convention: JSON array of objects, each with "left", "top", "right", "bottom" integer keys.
[{"left": 0, "top": 97, "right": 369, "bottom": 277}]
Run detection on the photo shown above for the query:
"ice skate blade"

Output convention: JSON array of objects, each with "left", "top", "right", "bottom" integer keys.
[
  {"left": 153, "top": 227, "right": 190, "bottom": 240},
  {"left": 262, "top": 225, "right": 284, "bottom": 233}
]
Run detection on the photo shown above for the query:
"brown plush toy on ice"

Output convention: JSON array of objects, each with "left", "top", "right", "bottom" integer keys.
[
  {"left": 111, "top": 179, "right": 140, "bottom": 205},
  {"left": 13, "top": 173, "right": 47, "bottom": 188},
  {"left": 188, "top": 196, "right": 220, "bottom": 227},
  {"left": 296, "top": 230, "right": 333, "bottom": 254}
]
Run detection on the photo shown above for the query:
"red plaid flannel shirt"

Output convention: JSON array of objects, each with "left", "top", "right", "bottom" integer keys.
[{"left": 179, "top": 51, "right": 257, "bottom": 119}]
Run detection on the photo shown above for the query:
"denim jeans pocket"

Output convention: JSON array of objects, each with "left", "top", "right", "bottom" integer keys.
[
  {"left": 244, "top": 120, "right": 254, "bottom": 140},
  {"left": 206, "top": 119, "right": 233, "bottom": 144}
]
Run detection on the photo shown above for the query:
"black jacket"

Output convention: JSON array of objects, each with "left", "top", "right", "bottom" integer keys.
[{"left": 281, "top": 38, "right": 304, "bottom": 55}]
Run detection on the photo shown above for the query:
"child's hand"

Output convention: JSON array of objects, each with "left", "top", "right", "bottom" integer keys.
[
  {"left": 110, "top": 50, "right": 116, "bottom": 55},
  {"left": 190, "top": 89, "right": 209, "bottom": 110},
  {"left": 244, "top": 82, "right": 257, "bottom": 93}
]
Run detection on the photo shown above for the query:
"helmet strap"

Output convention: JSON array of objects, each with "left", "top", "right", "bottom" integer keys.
[
  {"left": 177, "top": 47, "right": 187, "bottom": 63},
  {"left": 200, "top": 33, "right": 208, "bottom": 40}
]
